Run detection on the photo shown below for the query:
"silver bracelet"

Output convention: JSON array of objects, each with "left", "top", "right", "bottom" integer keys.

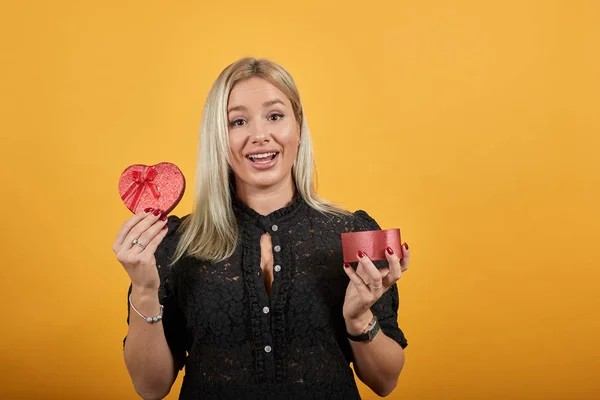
[{"left": 129, "top": 294, "right": 164, "bottom": 323}]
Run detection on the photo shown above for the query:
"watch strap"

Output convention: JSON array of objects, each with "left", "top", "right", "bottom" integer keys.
[{"left": 347, "top": 315, "right": 380, "bottom": 342}]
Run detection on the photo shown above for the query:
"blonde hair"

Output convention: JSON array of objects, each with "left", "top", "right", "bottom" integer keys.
[{"left": 172, "top": 57, "right": 350, "bottom": 264}]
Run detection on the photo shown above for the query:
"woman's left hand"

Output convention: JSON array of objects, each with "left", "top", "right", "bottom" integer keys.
[{"left": 342, "top": 243, "right": 410, "bottom": 334}]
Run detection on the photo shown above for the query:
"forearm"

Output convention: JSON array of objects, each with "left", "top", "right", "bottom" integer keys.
[
  {"left": 124, "top": 287, "right": 177, "bottom": 400},
  {"left": 346, "top": 311, "right": 405, "bottom": 397}
]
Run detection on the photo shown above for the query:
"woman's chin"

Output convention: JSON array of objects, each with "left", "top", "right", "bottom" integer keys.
[
  {"left": 252, "top": 175, "right": 282, "bottom": 188},
  {"left": 240, "top": 170, "right": 292, "bottom": 190}
]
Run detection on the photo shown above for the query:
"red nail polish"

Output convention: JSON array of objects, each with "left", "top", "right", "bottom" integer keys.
[
  {"left": 144, "top": 207, "right": 154, "bottom": 213},
  {"left": 344, "top": 262, "right": 351, "bottom": 268},
  {"left": 358, "top": 251, "right": 365, "bottom": 258},
  {"left": 153, "top": 209, "right": 162, "bottom": 216},
  {"left": 160, "top": 214, "right": 168, "bottom": 221},
  {"left": 386, "top": 246, "right": 394, "bottom": 255},
  {"left": 404, "top": 243, "right": 409, "bottom": 250},
  {"left": 162, "top": 225, "right": 168, "bottom": 230}
]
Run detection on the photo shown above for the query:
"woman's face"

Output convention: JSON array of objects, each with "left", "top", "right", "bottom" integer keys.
[{"left": 227, "top": 77, "right": 300, "bottom": 192}]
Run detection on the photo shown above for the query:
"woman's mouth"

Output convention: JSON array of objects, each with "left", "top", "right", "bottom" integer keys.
[
  {"left": 247, "top": 152, "right": 279, "bottom": 163},
  {"left": 245, "top": 151, "right": 280, "bottom": 170}
]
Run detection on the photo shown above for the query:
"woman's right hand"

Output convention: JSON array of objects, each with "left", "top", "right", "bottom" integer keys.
[{"left": 113, "top": 208, "right": 169, "bottom": 292}]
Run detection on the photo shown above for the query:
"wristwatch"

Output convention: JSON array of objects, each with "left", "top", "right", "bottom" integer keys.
[{"left": 346, "top": 315, "right": 380, "bottom": 342}]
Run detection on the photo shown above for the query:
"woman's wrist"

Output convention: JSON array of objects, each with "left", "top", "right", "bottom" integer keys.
[
  {"left": 131, "top": 284, "right": 160, "bottom": 301},
  {"left": 345, "top": 310, "right": 374, "bottom": 336},
  {"left": 129, "top": 286, "right": 162, "bottom": 317}
]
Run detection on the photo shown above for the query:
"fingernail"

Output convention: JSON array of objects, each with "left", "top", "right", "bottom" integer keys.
[
  {"left": 162, "top": 225, "right": 168, "bottom": 230},
  {"left": 153, "top": 209, "right": 162, "bottom": 216},
  {"left": 386, "top": 246, "right": 394, "bottom": 255},
  {"left": 344, "top": 262, "right": 351, "bottom": 269},
  {"left": 404, "top": 243, "right": 409, "bottom": 250},
  {"left": 358, "top": 251, "right": 365, "bottom": 259},
  {"left": 144, "top": 207, "right": 154, "bottom": 213},
  {"left": 160, "top": 214, "right": 168, "bottom": 221}
]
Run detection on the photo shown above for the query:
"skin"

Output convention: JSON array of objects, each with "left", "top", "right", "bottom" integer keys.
[
  {"left": 115, "top": 209, "right": 176, "bottom": 400},
  {"left": 343, "top": 246, "right": 411, "bottom": 396},
  {"left": 115, "top": 77, "right": 411, "bottom": 399},
  {"left": 226, "top": 77, "right": 301, "bottom": 215}
]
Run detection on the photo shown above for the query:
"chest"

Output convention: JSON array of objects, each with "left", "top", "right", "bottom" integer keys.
[
  {"left": 259, "top": 233, "right": 275, "bottom": 296},
  {"left": 179, "top": 229, "right": 348, "bottom": 337}
]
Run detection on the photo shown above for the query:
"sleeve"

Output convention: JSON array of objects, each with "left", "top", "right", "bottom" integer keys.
[
  {"left": 123, "top": 215, "right": 189, "bottom": 369},
  {"left": 353, "top": 210, "right": 408, "bottom": 349}
]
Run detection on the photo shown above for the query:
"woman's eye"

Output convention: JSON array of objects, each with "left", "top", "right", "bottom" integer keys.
[
  {"left": 229, "top": 119, "right": 245, "bottom": 127},
  {"left": 268, "top": 113, "right": 284, "bottom": 121}
]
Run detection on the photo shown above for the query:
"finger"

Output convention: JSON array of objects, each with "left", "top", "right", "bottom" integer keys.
[
  {"left": 383, "top": 245, "right": 403, "bottom": 287},
  {"left": 114, "top": 208, "right": 153, "bottom": 251},
  {"left": 357, "top": 251, "right": 383, "bottom": 290},
  {"left": 378, "top": 267, "right": 390, "bottom": 279},
  {"left": 124, "top": 209, "right": 165, "bottom": 251},
  {"left": 357, "top": 260, "right": 392, "bottom": 281},
  {"left": 141, "top": 221, "right": 169, "bottom": 257},
  {"left": 355, "top": 262, "right": 372, "bottom": 285},
  {"left": 343, "top": 262, "right": 374, "bottom": 299},
  {"left": 399, "top": 242, "right": 410, "bottom": 272},
  {"left": 135, "top": 217, "right": 169, "bottom": 253}
]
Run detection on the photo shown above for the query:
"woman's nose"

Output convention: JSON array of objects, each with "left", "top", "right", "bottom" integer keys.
[{"left": 251, "top": 121, "right": 270, "bottom": 143}]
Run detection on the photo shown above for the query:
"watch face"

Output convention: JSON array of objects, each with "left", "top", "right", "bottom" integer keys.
[
  {"left": 367, "top": 319, "right": 381, "bottom": 342},
  {"left": 347, "top": 316, "right": 380, "bottom": 342},
  {"left": 368, "top": 330, "right": 375, "bottom": 341}
]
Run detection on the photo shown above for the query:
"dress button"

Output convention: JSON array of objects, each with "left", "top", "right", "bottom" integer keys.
[
  {"left": 274, "top": 265, "right": 281, "bottom": 272},
  {"left": 264, "top": 345, "right": 272, "bottom": 353},
  {"left": 271, "top": 224, "right": 278, "bottom": 232},
  {"left": 274, "top": 245, "right": 281, "bottom": 252},
  {"left": 263, "top": 306, "right": 270, "bottom": 314}
]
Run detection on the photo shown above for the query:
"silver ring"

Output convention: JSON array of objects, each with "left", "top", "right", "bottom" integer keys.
[
  {"left": 132, "top": 238, "right": 146, "bottom": 249},
  {"left": 373, "top": 285, "right": 383, "bottom": 290}
]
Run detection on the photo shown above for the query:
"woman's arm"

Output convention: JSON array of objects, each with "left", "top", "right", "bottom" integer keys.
[
  {"left": 124, "top": 287, "right": 179, "bottom": 400},
  {"left": 342, "top": 243, "right": 411, "bottom": 397},
  {"left": 114, "top": 210, "right": 179, "bottom": 400},
  {"left": 346, "top": 310, "right": 405, "bottom": 397}
]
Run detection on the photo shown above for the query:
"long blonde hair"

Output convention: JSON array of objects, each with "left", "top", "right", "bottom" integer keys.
[{"left": 172, "top": 57, "right": 350, "bottom": 264}]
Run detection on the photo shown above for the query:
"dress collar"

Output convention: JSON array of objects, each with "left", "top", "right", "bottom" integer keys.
[{"left": 230, "top": 182, "right": 306, "bottom": 232}]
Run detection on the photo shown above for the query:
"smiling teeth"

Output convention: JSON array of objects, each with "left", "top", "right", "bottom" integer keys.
[{"left": 248, "top": 152, "right": 277, "bottom": 159}]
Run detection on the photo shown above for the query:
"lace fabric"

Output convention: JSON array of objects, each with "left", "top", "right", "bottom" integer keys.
[{"left": 125, "top": 194, "right": 407, "bottom": 399}]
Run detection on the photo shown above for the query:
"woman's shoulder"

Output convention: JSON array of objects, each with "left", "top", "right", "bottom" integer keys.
[
  {"left": 306, "top": 206, "right": 382, "bottom": 232},
  {"left": 164, "top": 213, "right": 188, "bottom": 233},
  {"left": 156, "top": 214, "right": 190, "bottom": 262},
  {"left": 349, "top": 209, "right": 382, "bottom": 231}
]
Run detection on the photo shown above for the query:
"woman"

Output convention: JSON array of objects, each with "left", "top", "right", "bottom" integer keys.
[{"left": 114, "top": 57, "right": 411, "bottom": 400}]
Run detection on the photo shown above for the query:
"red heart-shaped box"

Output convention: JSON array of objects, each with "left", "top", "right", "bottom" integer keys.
[{"left": 118, "top": 162, "right": 186, "bottom": 214}]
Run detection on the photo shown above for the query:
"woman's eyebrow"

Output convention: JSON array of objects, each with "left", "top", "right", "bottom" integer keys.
[
  {"left": 227, "top": 105, "right": 246, "bottom": 113},
  {"left": 228, "top": 99, "right": 285, "bottom": 114},
  {"left": 262, "top": 99, "right": 285, "bottom": 108}
]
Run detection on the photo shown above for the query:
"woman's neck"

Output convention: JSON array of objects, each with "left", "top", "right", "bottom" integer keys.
[{"left": 235, "top": 176, "right": 296, "bottom": 216}]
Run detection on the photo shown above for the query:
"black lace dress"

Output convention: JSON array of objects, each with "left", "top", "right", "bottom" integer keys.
[{"left": 125, "top": 194, "right": 407, "bottom": 399}]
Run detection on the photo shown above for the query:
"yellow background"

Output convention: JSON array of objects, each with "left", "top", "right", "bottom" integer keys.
[{"left": 1, "top": 1, "right": 598, "bottom": 399}]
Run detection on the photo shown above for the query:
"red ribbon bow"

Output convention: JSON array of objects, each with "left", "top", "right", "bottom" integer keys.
[{"left": 121, "top": 166, "right": 161, "bottom": 211}]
